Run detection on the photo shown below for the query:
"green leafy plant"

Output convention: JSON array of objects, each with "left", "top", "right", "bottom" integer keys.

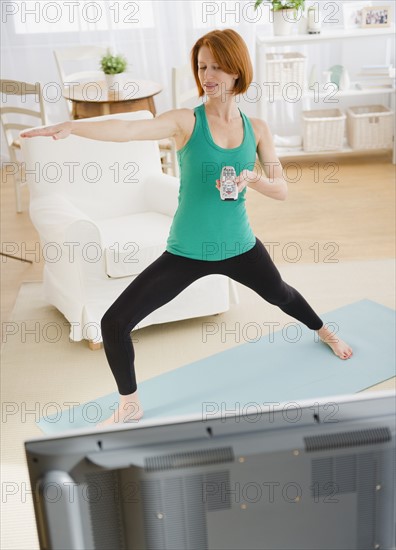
[
  {"left": 100, "top": 50, "right": 128, "bottom": 75},
  {"left": 254, "top": 0, "right": 305, "bottom": 11}
]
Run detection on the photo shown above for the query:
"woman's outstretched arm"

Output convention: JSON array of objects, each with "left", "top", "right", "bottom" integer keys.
[{"left": 20, "top": 109, "right": 181, "bottom": 143}]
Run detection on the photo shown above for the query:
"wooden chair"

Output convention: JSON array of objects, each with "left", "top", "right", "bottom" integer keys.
[
  {"left": 0, "top": 79, "right": 47, "bottom": 213},
  {"left": 53, "top": 45, "right": 109, "bottom": 117},
  {"left": 54, "top": 46, "right": 108, "bottom": 83}
]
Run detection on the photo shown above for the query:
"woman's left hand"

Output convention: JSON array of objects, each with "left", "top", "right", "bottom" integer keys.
[{"left": 236, "top": 169, "right": 254, "bottom": 193}]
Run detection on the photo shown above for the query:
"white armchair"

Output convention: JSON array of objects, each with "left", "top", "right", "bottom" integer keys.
[{"left": 20, "top": 111, "right": 238, "bottom": 347}]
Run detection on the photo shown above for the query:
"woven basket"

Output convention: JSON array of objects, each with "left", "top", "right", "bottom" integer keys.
[
  {"left": 346, "top": 104, "right": 394, "bottom": 149},
  {"left": 265, "top": 52, "right": 306, "bottom": 98},
  {"left": 302, "top": 109, "right": 346, "bottom": 152}
]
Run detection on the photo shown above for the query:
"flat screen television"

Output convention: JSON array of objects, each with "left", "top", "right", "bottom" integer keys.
[{"left": 25, "top": 389, "right": 396, "bottom": 550}]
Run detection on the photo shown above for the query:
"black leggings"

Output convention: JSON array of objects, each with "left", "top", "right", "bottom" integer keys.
[{"left": 101, "top": 237, "right": 324, "bottom": 395}]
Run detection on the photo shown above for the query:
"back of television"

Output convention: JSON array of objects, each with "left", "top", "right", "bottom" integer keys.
[{"left": 25, "top": 391, "right": 396, "bottom": 549}]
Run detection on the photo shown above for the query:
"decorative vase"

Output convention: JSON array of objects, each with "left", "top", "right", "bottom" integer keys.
[
  {"left": 307, "top": 5, "right": 321, "bottom": 34},
  {"left": 104, "top": 73, "right": 125, "bottom": 89},
  {"left": 297, "top": 9, "right": 308, "bottom": 34},
  {"left": 272, "top": 9, "right": 298, "bottom": 36}
]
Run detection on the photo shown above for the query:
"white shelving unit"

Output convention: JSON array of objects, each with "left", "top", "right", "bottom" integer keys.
[{"left": 256, "top": 27, "right": 396, "bottom": 163}]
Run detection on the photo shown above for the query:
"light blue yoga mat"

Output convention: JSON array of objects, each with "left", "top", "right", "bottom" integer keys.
[{"left": 37, "top": 299, "right": 395, "bottom": 433}]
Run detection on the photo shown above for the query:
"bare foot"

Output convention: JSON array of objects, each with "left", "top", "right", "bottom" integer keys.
[
  {"left": 317, "top": 325, "right": 353, "bottom": 360},
  {"left": 96, "top": 390, "right": 144, "bottom": 428}
]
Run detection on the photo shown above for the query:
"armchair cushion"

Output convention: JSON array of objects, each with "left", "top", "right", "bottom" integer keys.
[{"left": 97, "top": 212, "right": 172, "bottom": 278}]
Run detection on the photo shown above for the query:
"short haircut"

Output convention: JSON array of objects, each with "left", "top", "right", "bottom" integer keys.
[{"left": 191, "top": 29, "right": 253, "bottom": 97}]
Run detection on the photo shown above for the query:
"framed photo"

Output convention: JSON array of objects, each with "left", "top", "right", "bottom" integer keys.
[
  {"left": 342, "top": 1, "right": 372, "bottom": 29},
  {"left": 361, "top": 5, "right": 392, "bottom": 27}
]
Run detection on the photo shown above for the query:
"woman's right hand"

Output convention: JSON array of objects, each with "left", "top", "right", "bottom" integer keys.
[{"left": 20, "top": 121, "right": 72, "bottom": 140}]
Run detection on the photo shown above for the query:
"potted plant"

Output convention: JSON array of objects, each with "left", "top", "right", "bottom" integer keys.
[
  {"left": 255, "top": 0, "right": 305, "bottom": 36},
  {"left": 100, "top": 50, "right": 128, "bottom": 88}
]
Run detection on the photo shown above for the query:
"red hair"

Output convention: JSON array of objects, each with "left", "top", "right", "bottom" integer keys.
[{"left": 191, "top": 29, "right": 253, "bottom": 97}]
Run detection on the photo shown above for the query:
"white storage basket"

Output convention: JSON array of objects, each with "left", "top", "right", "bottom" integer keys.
[
  {"left": 302, "top": 109, "right": 346, "bottom": 152},
  {"left": 265, "top": 52, "right": 306, "bottom": 98},
  {"left": 346, "top": 104, "right": 394, "bottom": 150}
]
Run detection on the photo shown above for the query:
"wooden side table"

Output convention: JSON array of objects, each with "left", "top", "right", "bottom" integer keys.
[{"left": 63, "top": 78, "right": 163, "bottom": 119}]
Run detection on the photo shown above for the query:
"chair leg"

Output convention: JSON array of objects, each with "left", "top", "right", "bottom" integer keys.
[
  {"left": 0, "top": 252, "right": 33, "bottom": 263},
  {"left": 88, "top": 340, "right": 103, "bottom": 351},
  {"left": 15, "top": 180, "right": 22, "bottom": 213}
]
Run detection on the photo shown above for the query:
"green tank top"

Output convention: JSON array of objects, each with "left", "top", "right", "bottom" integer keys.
[{"left": 166, "top": 103, "right": 257, "bottom": 261}]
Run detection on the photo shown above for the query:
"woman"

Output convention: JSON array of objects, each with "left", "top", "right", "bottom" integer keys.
[{"left": 21, "top": 29, "right": 353, "bottom": 426}]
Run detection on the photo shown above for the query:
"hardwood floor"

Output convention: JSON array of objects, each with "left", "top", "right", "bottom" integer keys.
[
  {"left": 1, "top": 174, "right": 43, "bottom": 331},
  {"left": 1, "top": 152, "right": 395, "bottom": 329},
  {"left": 247, "top": 152, "right": 395, "bottom": 264}
]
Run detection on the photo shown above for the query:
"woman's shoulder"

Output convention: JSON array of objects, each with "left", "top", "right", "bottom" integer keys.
[
  {"left": 167, "top": 107, "right": 197, "bottom": 130},
  {"left": 169, "top": 108, "right": 198, "bottom": 151},
  {"left": 247, "top": 116, "right": 271, "bottom": 133},
  {"left": 159, "top": 107, "right": 197, "bottom": 122},
  {"left": 246, "top": 116, "right": 272, "bottom": 148}
]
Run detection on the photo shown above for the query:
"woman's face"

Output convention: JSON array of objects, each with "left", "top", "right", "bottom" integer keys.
[{"left": 197, "top": 45, "right": 238, "bottom": 98}]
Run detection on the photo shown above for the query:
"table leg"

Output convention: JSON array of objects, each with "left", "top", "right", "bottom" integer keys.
[
  {"left": 101, "top": 103, "right": 111, "bottom": 116},
  {"left": 147, "top": 97, "right": 156, "bottom": 116}
]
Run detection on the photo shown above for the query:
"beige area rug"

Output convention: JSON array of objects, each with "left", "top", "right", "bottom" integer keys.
[{"left": 1, "top": 259, "right": 395, "bottom": 549}]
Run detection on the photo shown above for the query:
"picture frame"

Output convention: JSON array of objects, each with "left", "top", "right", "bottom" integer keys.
[
  {"left": 361, "top": 5, "right": 392, "bottom": 28},
  {"left": 342, "top": 1, "right": 372, "bottom": 29}
]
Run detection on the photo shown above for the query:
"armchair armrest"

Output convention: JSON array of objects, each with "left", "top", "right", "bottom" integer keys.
[
  {"left": 29, "top": 194, "right": 107, "bottom": 282},
  {"left": 29, "top": 194, "right": 98, "bottom": 243},
  {"left": 143, "top": 173, "right": 180, "bottom": 217}
]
